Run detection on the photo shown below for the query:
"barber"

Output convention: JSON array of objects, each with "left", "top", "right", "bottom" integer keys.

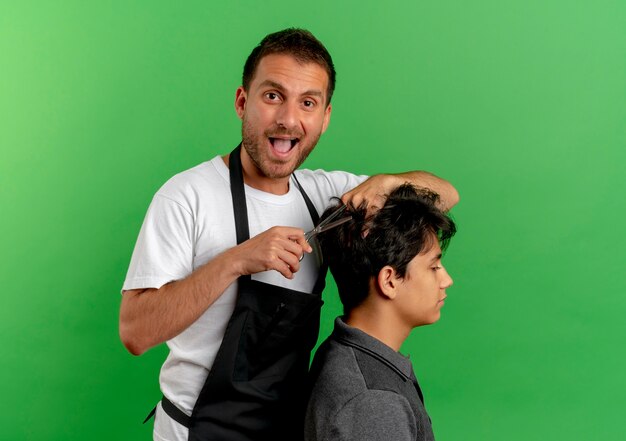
[{"left": 119, "top": 28, "right": 459, "bottom": 441}]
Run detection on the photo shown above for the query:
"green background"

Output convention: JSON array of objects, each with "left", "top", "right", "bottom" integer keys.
[{"left": 1, "top": 1, "right": 624, "bottom": 440}]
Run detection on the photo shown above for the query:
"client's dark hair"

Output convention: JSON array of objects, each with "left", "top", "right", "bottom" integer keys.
[{"left": 318, "top": 184, "right": 456, "bottom": 314}]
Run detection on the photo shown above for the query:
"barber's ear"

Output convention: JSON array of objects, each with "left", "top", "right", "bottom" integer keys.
[
  {"left": 234, "top": 87, "right": 247, "bottom": 120},
  {"left": 321, "top": 104, "right": 332, "bottom": 134},
  {"left": 377, "top": 266, "right": 400, "bottom": 300}
]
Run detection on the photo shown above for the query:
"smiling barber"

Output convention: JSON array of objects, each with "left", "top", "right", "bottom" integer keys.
[{"left": 119, "top": 28, "right": 459, "bottom": 441}]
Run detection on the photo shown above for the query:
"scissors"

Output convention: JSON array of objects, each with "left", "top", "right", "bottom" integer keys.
[{"left": 300, "top": 204, "right": 352, "bottom": 261}]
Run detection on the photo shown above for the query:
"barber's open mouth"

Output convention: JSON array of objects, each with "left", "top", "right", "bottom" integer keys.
[{"left": 269, "top": 137, "right": 299, "bottom": 153}]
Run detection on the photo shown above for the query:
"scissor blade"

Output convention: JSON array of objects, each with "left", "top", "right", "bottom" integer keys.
[
  {"left": 320, "top": 204, "right": 347, "bottom": 226},
  {"left": 305, "top": 215, "right": 352, "bottom": 242},
  {"left": 304, "top": 204, "right": 349, "bottom": 243},
  {"left": 316, "top": 215, "right": 352, "bottom": 234}
]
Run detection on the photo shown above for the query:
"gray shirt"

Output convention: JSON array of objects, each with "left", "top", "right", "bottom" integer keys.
[{"left": 305, "top": 317, "right": 435, "bottom": 441}]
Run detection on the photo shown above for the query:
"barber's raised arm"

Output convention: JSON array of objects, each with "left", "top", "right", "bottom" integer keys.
[
  {"left": 341, "top": 171, "right": 459, "bottom": 213},
  {"left": 119, "top": 226, "right": 312, "bottom": 356}
]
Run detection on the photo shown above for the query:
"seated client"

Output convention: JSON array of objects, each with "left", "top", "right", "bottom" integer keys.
[{"left": 305, "top": 183, "right": 456, "bottom": 441}]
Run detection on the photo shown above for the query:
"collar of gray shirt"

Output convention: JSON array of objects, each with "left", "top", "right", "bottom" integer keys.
[{"left": 332, "top": 317, "right": 414, "bottom": 382}]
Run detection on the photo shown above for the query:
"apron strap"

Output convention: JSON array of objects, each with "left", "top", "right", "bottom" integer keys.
[
  {"left": 291, "top": 172, "right": 319, "bottom": 224},
  {"left": 142, "top": 405, "right": 157, "bottom": 424},
  {"left": 161, "top": 395, "right": 191, "bottom": 428},
  {"left": 142, "top": 396, "right": 191, "bottom": 427},
  {"left": 228, "top": 144, "right": 251, "bottom": 247},
  {"left": 292, "top": 171, "right": 328, "bottom": 294}
]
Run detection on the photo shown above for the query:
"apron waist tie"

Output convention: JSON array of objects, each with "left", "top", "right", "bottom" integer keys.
[{"left": 161, "top": 396, "right": 191, "bottom": 428}]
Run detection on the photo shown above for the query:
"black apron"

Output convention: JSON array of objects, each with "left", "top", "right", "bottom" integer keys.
[{"left": 160, "top": 144, "right": 326, "bottom": 441}]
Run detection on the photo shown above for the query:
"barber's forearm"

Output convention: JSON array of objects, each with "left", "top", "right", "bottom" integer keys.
[
  {"left": 119, "top": 251, "right": 241, "bottom": 356},
  {"left": 341, "top": 171, "right": 459, "bottom": 214},
  {"left": 119, "top": 226, "right": 311, "bottom": 355},
  {"left": 392, "top": 170, "right": 459, "bottom": 210}
]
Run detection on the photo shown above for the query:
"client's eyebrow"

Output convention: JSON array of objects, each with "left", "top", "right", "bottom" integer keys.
[{"left": 429, "top": 253, "right": 443, "bottom": 264}]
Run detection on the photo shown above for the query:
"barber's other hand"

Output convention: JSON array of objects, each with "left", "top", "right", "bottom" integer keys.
[
  {"left": 341, "top": 174, "right": 402, "bottom": 217},
  {"left": 230, "top": 226, "right": 313, "bottom": 279}
]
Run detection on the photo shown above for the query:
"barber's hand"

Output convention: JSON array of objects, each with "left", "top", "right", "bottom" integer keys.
[
  {"left": 341, "top": 174, "right": 402, "bottom": 217},
  {"left": 231, "top": 226, "right": 313, "bottom": 279}
]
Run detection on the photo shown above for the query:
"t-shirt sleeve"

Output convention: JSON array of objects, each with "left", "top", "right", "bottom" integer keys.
[
  {"left": 327, "top": 390, "right": 416, "bottom": 441},
  {"left": 122, "top": 193, "right": 195, "bottom": 292}
]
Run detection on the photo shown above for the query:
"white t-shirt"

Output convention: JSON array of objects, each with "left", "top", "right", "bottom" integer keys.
[{"left": 122, "top": 156, "right": 366, "bottom": 441}]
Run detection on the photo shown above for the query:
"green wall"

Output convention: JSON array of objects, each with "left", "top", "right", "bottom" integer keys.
[{"left": 1, "top": 1, "right": 624, "bottom": 440}]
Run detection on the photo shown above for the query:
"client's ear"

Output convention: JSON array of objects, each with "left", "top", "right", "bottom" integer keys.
[{"left": 377, "top": 266, "right": 400, "bottom": 300}]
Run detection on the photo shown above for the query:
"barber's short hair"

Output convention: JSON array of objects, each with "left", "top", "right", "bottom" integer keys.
[
  {"left": 318, "top": 184, "right": 456, "bottom": 314},
  {"left": 242, "top": 28, "right": 336, "bottom": 104}
]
